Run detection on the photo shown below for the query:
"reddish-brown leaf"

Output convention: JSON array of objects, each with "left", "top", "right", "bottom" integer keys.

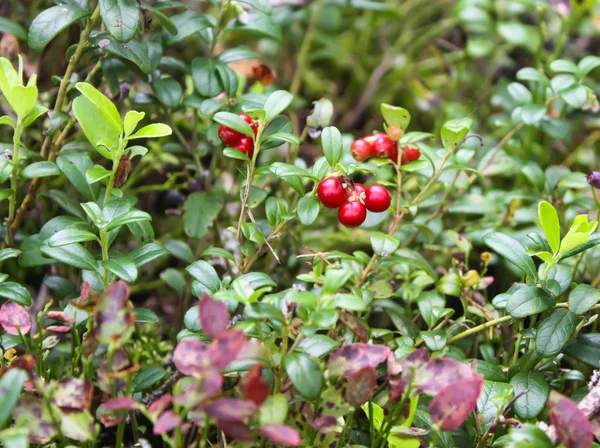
[
  {"left": 153, "top": 410, "right": 182, "bottom": 435},
  {"left": 205, "top": 329, "right": 247, "bottom": 371},
  {"left": 311, "top": 415, "right": 340, "bottom": 434},
  {"left": 430, "top": 375, "right": 483, "bottom": 431},
  {"left": 205, "top": 398, "right": 257, "bottom": 422},
  {"left": 173, "top": 338, "right": 209, "bottom": 376},
  {"left": 0, "top": 302, "right": 31, "bottom": 335},
  {"left": 339, "top": 310, "right": 368, "bottom": 343},
  {"left": 199, "top": 294, "right": 229, "bottom": 339},
  {"left": 548, "top": 390, "right": 594, "bottom": 448},
  {"left": 97, "top": 348, "right": 130, "bottom": 394},
  {"left": 216, "top": 421, "right": 252, "bottom": 441},
  {"left": 173, "top": 375, "right": 223, "bottom": 408},
  {"left": 102, "top": 397, "right": 139, "bottom": 411},
  {"left": 258, "top": 424, "right": 302, "bottom": 447},
  {"left": 345, "top": 366, "right": 376, "bottom": 407},
  {"left": 94, "top": 281, "right": 135, "bottom": 346},
  {"left": 148, "top": 394, "right": 172, "bottom": 416},
  {"left": 45, "top": 311, "right": 75, "bottom": 323},
  {"left": 13, "top": 395, "right": 57, "bottom": 444},
  {"left": 45, "top": 325, "right": 72, "bottom": 333},
  {"left": 387, "top": 355, "right": 404, "bottom": 403},
  {"left": 413, "top": 358, "right": 473, "bottom": 394},
  {"left": 53, "top": 378, "right": 93, "bottom": 410},
  {"left": 240, "top": 364, "right": 269, "bottom": 406},
  {"left": 77, "top": 281, "right": 90, "bottom": 304},
  {"left": 327, "top": 343, "right": 391, "bottom": 378}
]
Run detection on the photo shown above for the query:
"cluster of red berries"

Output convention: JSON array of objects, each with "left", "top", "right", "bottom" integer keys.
[
  {"left": 317, "top": 176, "right": 391, "bottom": 227},
  {"left": 351, "top": 132, "right": 421, "bottom": 165},
  {"left": 218, "top": 113, "right": 258, "bottom": 157}
]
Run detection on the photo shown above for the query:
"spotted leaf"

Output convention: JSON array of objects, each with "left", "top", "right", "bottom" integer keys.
[
  {"left": 0, "top": 302, "right": 31, "bottom": 335},
  {"left": 94, "top": 280, "right": 135, "bottom": 346},
  {"left": 199, "top": 294, "right": 229, "bottom": 338},
  {"left": 548, "top": 390, "right": 593, "bottom": 448},
  {"left": 327, "top": 344, "right": 391, "bottom": 378},
  {"left": 430, "top": 375, "right": 484, "bottom": 431}
]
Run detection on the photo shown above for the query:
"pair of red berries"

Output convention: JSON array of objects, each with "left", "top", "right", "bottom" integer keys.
[
  {"left": 351, "top": 132, "right": 421, "bottom": 165},
  {"left": 317, "top": 177, "right": 391, "bottom": 227},
  {"left": 218, "top": 113, "right": 258, "bottom": 157}
]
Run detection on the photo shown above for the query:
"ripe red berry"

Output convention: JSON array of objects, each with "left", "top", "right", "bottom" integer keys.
[
  {"left": 239, "top": 113, "right": 258, "bottom": 136},
  {"left": 338, "top": 201, "right": 367, "bottom": 228},
  {"left": 373, "top": 136, "right": 397, "bottom": 159},
  {"left": 234, "top": 137, "right": 254, "bottom": 158},
  {"left": 317, "top": 177, "right": 347, "bottom": 209},
  {"left": 364, "top": 132, "right": 386, "bottom": 145},
  {"left": 218, "top": 125, "right": 243, "bottom": 146},
  {"left": 351, "top": 139, "right": 373, "bottom": 162},
  {"left": 347, "top": 183, "right": 366, "bottom": 199},
  {"left": 364, "top": 184, "right": 391, "bottom": 213},
  {"left": 401, "top": 146, "right": 421, "bottom": 165}
]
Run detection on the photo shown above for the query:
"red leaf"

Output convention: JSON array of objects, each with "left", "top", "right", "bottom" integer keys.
[
  {"left": 206, "top": 329, "right": 247, "bottom": 371},
  {"left": 240, "top": 364, "right": 269, "bottom": 406},
  {"left": 258, "top": 424, "right": 302, "bottom": 447},
  {"left": 345, "top": 366, "right": 376, "bottom": 407},
  {"left": 311, "top": 416, "right": 340, "bottom": 434},
  {"left": 173, "top": 338, "right": 209, "bottom": 376},
  {"left": 205, "top": 398, "right": 257, "bottom": 422},
  {"left": 387, "top": 355, "right": 404, "bottom": 403},
  {"left": 45, "top": 311, "right": 75, "bottom": 323},
  {"left": 0, "top": 302, "right": 31, "bottom": 335},
  {"left": 339, "top": 310, "right": 368, "bottom": 343},
  {"left": 173, "top": 375, "right": 223, "bottom": 408},
  {"left": 45, "top": 325, "right": 72, "bottom": 333},
  {"left": 53, "top": 378, "right": 93, "bottom": 410},
  {"left": 413, "top": 358, "right": 473, "bottom": 394},
  {"left": 94, "top": 280, "right": 135, "bottom": 346},
  {"left": 199, "top": 294, "right": 229, "bottom": 339},
  {"left": 148, "top": 394, "right": 172, "bottom": 416},
  {"left": 216, "top": 421, "right": 252, "bottom": 441},
  {"left": 102, "top": 397, "right": 139, "bottom": 411},
  {"left": 77, "top": 281, "right": 90, "bottom": 304},
  {"left": 548, "top": 390, "right": 594, "bottom": 448},
  {"left": 153, "top": 410, "right": 182, "bottom": 435},
  {"left": 327, "top": 344, "right": 390, "bottom": 378},
  {"left": 430, "top": 376, "right": 483, "bottom": 431}
]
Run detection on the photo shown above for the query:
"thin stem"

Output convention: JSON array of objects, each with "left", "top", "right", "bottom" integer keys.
[
  {"left": 289, "top": 0, "right": 322, "bottom": 98},
  {"left": 447, "top": 316, "right": 512, "bottom": 344},
  {"left": 100, "top": 229, "right": 110, "bottom": 288},
  {"left": 6, "top": 121, "right": 23, "bottom": 246}
]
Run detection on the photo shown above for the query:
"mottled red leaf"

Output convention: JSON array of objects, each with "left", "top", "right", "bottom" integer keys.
[
  {"left": 327, "top": 343, "right": 391, "bottom": 378},
  {"left": 236, "top": 339, "right": 265, "bottom": 361},
  {"left": 102, "top": 397, "right": 139, "bottom": 411},
  {"left": 148, "top": 394, "right": 172, "bottom": 416},
  {"left": 205, "top": 398, "right": 257, "bottom": 422},
  {"left": 240, "top": 364, "right": 269, "bottom": 406},
  {"left": 173, "top": 338, "right": 209, "bottom": 376},
  {"left": 387, "top": 355, "right": 404, "bottom": 403},
  {"left": 77, "top": 281, "right": 90, "bottom": 304},
  {"left": 10, "top": 354, "right": 36, "bottom": 371},
  {"left": 548, "top": 390, "right": 594, "bottom": 448},
  {"left": 258, "top": 424, "right": 302, "bottom": 447},
  {"left": 45, "top": 311, "right": 75, "bottom": 323},
  {"left": 311, "top": 415, "right": 340, "bottom": 434},
  {"left": 413, "top": 358, "right": 473, "bottom": 394},
  {"left": 206, "top": 329, "right": 247, "bottom": 371},
  {"left": 0, "top": 302, "right": 31, "bottom": 335},
  {"left": 345, "top": 366, "right": 376, "bottom": 407},
  {"left": 13, "top": 395, "right": 57, "bottom": 444},
  {"left": 94, "top": 280, "right": 135, "bottom": 346},
  {"left": 199, "top": 294, "right": 229, "bottom": 339},
  {"left": 53, "top": 378, "right": 93, "bottom": 410},
  {"left": 153, "top": 410, "right": 182, "bottom": 435},
  {"left": 216, "top": 421, "right": 252, "bottom": 441},
  {"left": 45, "top": 325, "right": 72, "bottom": 333},
  {"left": 98, "top": 410, "right": 123, "bottom": 428},
  {"left": 173, "top": 375, "right": 223, "bottom": 408},
  {"left": 430, "top": 375, "right": 483, "bottom": 431},
  {"left": 339, "top": 310, "right": 368, "bottom": 343},
  {"left": 60, "top": 409, "right": 94, "bottom": 441},
  {"left": 97, "top": 348, "right": 130, "bottom": 393}
]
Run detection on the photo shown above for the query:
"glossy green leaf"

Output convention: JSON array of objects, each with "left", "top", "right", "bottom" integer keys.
[
  {"left": 441, "top": 117, "right": 472, "bottom": 150},
  {"left": 0, "top": 17, "right": 27, "bottom": 40},
  {"left": 212, "top": 112, "right": 253, "bottom": 137},
  {"left": 381, "top": 103, "right": 410, "bottom": 130},
  {"left": 370, "top": 232, "right": 400, "bottom": 256},
  {"left": 321, "top": 126, "right": 343, "bottom": 167},
  {"left": 483, "top": 232, "right": 537, "bottom": 279},
  {"left": 297, "top": 195, "right": 319, "bottom": 226},
  {"left": 536, "top": 309, "right": 577, "bottom": 357},
  {"left": 129, "top": 123, "right": 172, "bottom": 140},
  {"left": 283, "top": 352, "right": 322, "bottom": 400},
  {"left": 510, "top": 372, "right": 549, "bottom": 419},
  {"left": 133, "top": 367, "right": 168, "bottom": 392},
  {"left": 186, "top": 261, "right": 220, "bottom": 294},
  {"left": 565, "top": 334, "right": 600, "bottom": 367},
  {"left": 0, "top": 282, "right": 32, "bottom": 306},
  {"left": 477, "top": 381, "right": 513, "bottom": 430},
  {"left": 0, "top": 249, "right": 21, "bottom": 262},
  {"left": 568, "top": 284, "right": 600, "bottom": 315},
  {"left": 20, "top": 161, "right": 60, "bottom": 179},
  {"left": 99, "top": 0, "right": 139, "bottom": 42},
  {"left": 28, "top": 4, "right": 90, "bottom": 51},
  {"left": 538, "top": 201, "right": 560, "bottom": 253},
  {"left": 134, "top": 307, "right": 159, "bottom": 323},
  {"left": 130, "top": 243, "right": 168, "bottom": 267},
  {"left": 92, "top": 33, "right": 151, "bottom": 73},
  {"left": 263, "top": 90, "right": 293, "bottom": 121},
  {"left": 106, "top": 209, "right": 151, "bottom": 231},
  {"left": 72, "top": 95, "right": 119, "bottom": 159},
  {"left": 76, "top": 82, "right": 123, "bottom": 135},
  {"left": 48, "top": 229, "right": 97, "bottom": 247},
  {"left": 183, "top": 192, "right": 224, "bottom": 240},
  {"left": 506, "top": 285, "right": 554, "bottom": 318},
  {"left": 41, "top": 243, "right": 98, "bottom": 271},
  {"left": 124, "top": 110, "right": 144, "bottom": 136},
  {"left": 0, "top": 369, "right": 27, "bottom": 427}
]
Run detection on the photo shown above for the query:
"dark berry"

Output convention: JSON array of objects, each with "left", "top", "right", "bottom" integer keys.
[
  {"left": 364, "top": 184, "right": 391, "bottom": 213},
  {"left": 401, "top": 146, "right": 421, "bottom": 165},
  {"left": 588, "top": 171, "right": 600, "bottom": 189},
  {"left": 338, "top": 201, "right": 367, "bottom": 227},
  {"left": 351, "top": 139, "right": 373, "bottom": 162},
  {"left": 218, "top": 125, "right": 242, "bottom": 146},
  {"left": 234, "top": 137, "right": 254, "bottom": 158},
  {"left": 317, "top": 177, "right": 347, "bottom": 209}
]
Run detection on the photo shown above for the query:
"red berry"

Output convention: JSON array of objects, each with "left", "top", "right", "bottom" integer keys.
[
  {"left": 317, "top": 177, "right": 347, "bottom": 209},
  {"left": 239, "top": 113, "right": 258, "bottom": 136},
  {"left": 373, "top": 136, "right": 397, "bottom": 159},
  {"left": 338, "top": 201, "right": 367, "bottom": 228},
  {"left": 234, "top": 137, "right": 254, "bottom": 158},
  {"left": 401, "top": 146, "right": 421, "bottom": 165},
  {"left": 347, "top": 183, "right": 366, "bottom": 199},
  {"left": 218, "top": 125, "right": 243, "bottom": 146},
  {"left": 386, "top": 126, "right": 404, "bottom": 141},
  {"left": 351, "top": 139, "right": 373, "bottom": 162},
  {"left": 364, "top": 184, "right": 391, "bottom": 213},
  {"left": 364, "top": 132, "right": 386, "bottom": 144}
]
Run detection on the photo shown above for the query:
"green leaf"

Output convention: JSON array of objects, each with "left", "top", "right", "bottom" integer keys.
[
  {"left": 213, "top": 112, "right": 253, "bottom": 137},
  {"left": 510, "top": 372, "right": 549, "bottom": 420},
  {"left": 191, "top": 57, "right": 222, "bottom": 98},
  {"left": 124, "top": 111, "right": 144, "bottom": 136},
  {"left": 187, "top": 260, "right": 220, "bottom": 294},
  {"left": 56, "top": 153, "right": 100, "bottom": 201},
  {"left": 41, "top": 243, "right": 98, "bottom": 271},
  {"left": 569, "top": 284, "right": 600, "bottom": 315},
  {"left": 20, "top": 161, "right": 60, "bottom": 179},
  {"left": 244, "top": 302, "right": 284, "bottom": 322},
  {"left": 477, "top": 381, "right": 513, "bottom": 430},
  {"left": 578, "top": 56, "right": 600, "bottom": 77},
  {"left": 130, "top": 243, "right": 168, "bottom": 267},
  {"left": 259, "top": 394, "right": 288, "bottom": 426},
  {"left": 92, "top": 32, "right": 151, "bottom": 73},
  {"left": 538, "top": 201, "right": 560, "bottom": 253},
  {"left": 183, "top": 192, "right": 224, "bottom": 240},
  {"left": 483, "top": 232, "right": 537, "bottom": 279},
  {"left": 133, "top": 367, "right": 168, "bottom": 392},
  {"left": 99, "top": 0, "right": 139, "bottom": 42},
  {"left": 48, "top": 229, "right": 98, "bottom": 247},
  {"left": 102, "top": 257, "right": 138, "bottom": 283},
  {"left": 164, "top": 11, "right": 214, "bottom": 46},
  {"left": 550, "top": 59, "right": 581, "bottom": 75},
  {"left": 72, "top": 95, "right": 119, "bottom": 159},
  {"left": 536, "top": 309, "right": 577, "bottom": 357},
  {"left": 106, "top": 209, "right": 151, "bottom": 231},
  {"left": 561, "top": 84, "right": 587, "bottom": 109},
  {"left": 85, "top": 166, "right": 112, "bottom": 184},
  {"left": 269, "top": 162, "right": 316, "bottom": 180},
  {"left": 507, "top": 82, "right": 532, "bottom": 104},
  {"left": 370, "top": 232, "right": 400, "bottom": 256},
  {"left": 298, "top": 335, "right": 340, "bottom": 358},
  {"left": 381, "top": 104, "right": 410, "bottom": 130},
  {"left": 0, "top": 369, "right": 27, "bottom": 427},
  {"left": 218, "top": 47, "right": 260, "bottom": 63},
  {"left": 0, "top": 249, "right": 21, "bottom": 262},
  {"left": 152, "top": 77, "right": 182, "bottom": 108},
  {"left": 28, "top": 4, "right": 90, "bottom": 51},
  {"left": 0, "top": 282, "right": 32, "bottom": 306},
  {"left": 11, "top": 84, "right": 37, "bottom": 118},
  {"left": 22, "top": 103, "right": 49, "bottom": 127},
  {"left": 297, "top": 195, "right": 319, "bottom": 226},
  {"left": 0, "top": 17, "right": 28, "bottom": 41},
  {"left": 263, "top": 90, "right": 293, "bottom": 121},
  {"left": 441, "top": 117, "right": 472, "bottom": 150},
  {"left": 283, "top": 352, "right": 322, "bottom": 400},
  {"left": 81, "top": 202, "right": 105, "bottom": 227},
  {"left": 421, "top": 330, "right": 447, "bottom": 351},
  {"left": 0, "top": 115, "right": 15, "bottom": 129},
  {"left": 136, "top": 308, "right": 160, "bottom": 324},
  {"left": 129, "top": 123, "right": 172, "bottom": 140},
  {"left": 497, "top": 22, "right": 539, "bottom": 50},
  {"left": 76, "top": 82, "right": 123, "bottom": 135},
  {"left": 506, "top": 285, "right": 555, "bottom": 318},
  {"left": 321, "top": 126, "right": 343, "bottom": 167},
  {"left": 516, "top": 67, "right": 550, "bottom": 85},
  {"left": 560, "top": 232, "right": 590, "bottom": 254},
  {"left": 565, "top": 334, "right": 600, "bottom": 366}
]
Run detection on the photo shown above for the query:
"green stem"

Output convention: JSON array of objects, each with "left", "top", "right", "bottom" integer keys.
[
  {"left": 100, "top": 229, "right": 110, "bottom": 288},
  {"left": 6, "top": 121, "right": 23, "bottom": 246}
]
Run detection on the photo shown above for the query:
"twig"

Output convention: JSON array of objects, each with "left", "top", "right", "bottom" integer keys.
[{"left": 246, "top": 206, "right": 280, "bottom": 264}]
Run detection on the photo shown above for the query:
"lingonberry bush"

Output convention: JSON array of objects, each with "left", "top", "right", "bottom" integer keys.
[{"left": 1, "top": 0, "right": 600, "bottom": 447}]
